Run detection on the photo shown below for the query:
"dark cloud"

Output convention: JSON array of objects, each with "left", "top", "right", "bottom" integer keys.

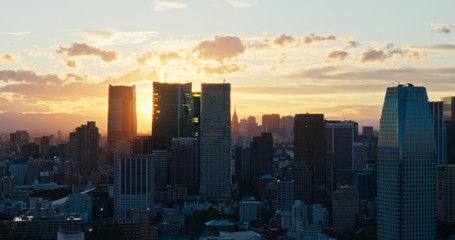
[
  {"left": 0, "top": 53, "right": 20, "bottom": 63},
  {"left": 193, "top": 36, "right": 246, "bottom": 62},
  {"left": 56, "top": 42, "right": 119, "bottom": 68},
  {"left": 273, "top": 34, "right": 297, "bottom": 47},
  {"left": 325, "top": 51, "right": 349, "bottom": 62},
  {"left": 302, "top": 33, "right": 336, "bottom": 44}
]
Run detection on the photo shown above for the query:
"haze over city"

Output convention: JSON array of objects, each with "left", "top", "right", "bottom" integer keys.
[{"left": 1, "top": 0, "right": 455, "bottom": 134}]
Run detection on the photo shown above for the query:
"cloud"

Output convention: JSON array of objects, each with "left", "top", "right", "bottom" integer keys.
[
  {"left": 29, "top": 51, "right": 54, "bottom": 59},
  {"left": 0, "top": 53, "right": 20, "bottom": 63},
  {"left": 154, "top": 1, "right": 188, "bottom": 11},
  {"left": 137, "top": 50, "right": 182, "bottom": 65},
  {"left": 270, "top": 53, "right": 287, "bottom": 71},
  {"left": 302, "top": 33, "right": 336, "bottom": 44},
  {"left": 2, "top": 32, "right": 31, "bottom": 35},
  {"left": 434, "top": 24, "right": 455, "bottom": 34},
  {"left": 273, "top": 34, "right": 297, "bottom": 47},
  {"left": 202, "top": 63, "right": 247, "bottom": 74},
  {"left": 103, "top": 68, "right": 160, "bottom": 84},
  {"left": 386, "top": 44, "right": 426, "bottom": 62},
  {"left": 81, "top": 30, "right": 159, "bottom": 46},
  {"left": 225, "top": 0, "right": 257, "bottom": 8},
  {"left": 0, "top": 69, "right": 66, "bottom": 84},
  {"left": 344, "top": 40, "right": 360, "bottom": 49},
  {"left": 286, "top": 66, "right": 455, "bottom": 83},
  {"left": 56, "top": 42, "right": 119, "bottom": 68},
  {"left": 193, "top": 36, "right": 246, "bottom": 62},
  {"left": 410, "top": 44, "right": 455, "bottom": 51},
  {"left": 324, "top": 51, "right": 349, "bottom": 62},
  {"left": 359, "top": 49, "right": 386, "bottom": 63}
]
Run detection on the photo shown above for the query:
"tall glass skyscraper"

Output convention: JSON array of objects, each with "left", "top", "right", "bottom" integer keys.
[
  {"left": 377, "top": 84, "right": 437, "bottom": 240},
  {"left": 200, "top": 83, "right": 231, "bottom": 198}
]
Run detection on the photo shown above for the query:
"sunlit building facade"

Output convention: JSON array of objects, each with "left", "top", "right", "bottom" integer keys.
[{"left": 377, "top": 84, "right": 436, "bottom": 240}]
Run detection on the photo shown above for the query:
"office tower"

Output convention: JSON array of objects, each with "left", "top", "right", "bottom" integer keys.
[
  {"left": 234, "top": 145, "right": 250, "bottom": 182},
  {"left": 277, "top": 178, "right": 294, "bottom": 211},
  {"left": 436, "top": 165, "right": 455, "bottom": 222},
  {"left": 377, "top": 84, "right": 436, "bottom": 240},
  {"left": 250, "top": 132, "right": 273, "bottom": 181},
  {"left": 280, "top": 115, "right": 294, "bottom": 141},
  {"left": 108, "top": 85, "right": 137, "bottom": 153},
  {"left": 353, "top": 143, "right": 368, "bottom": 170},
  {"left": 430, "top": 101, "right": 447, "bottom": 165},
  {"left": 70, "top": 122, "right": 99, "bottom": 176},
  {"left": 117, "top": 210, "right": 157, "bottom": 240},
  {"left": 10, "top": 130, "right": 29, "bottom": 148},
  {"left": 362, "top": 126, "right": 374, "bottom": 138},
  {"left": 294, "top": 114, "right": 326, "bottom": 190},
  {"left": 152, "top": 150, "right": 167, "bottom": 190},
  {"left": 326, "top": 121, "right": 355, "bottom": 170},
  {"left": 191, "top": 92, "right": 201, "bottom": 138},
  {"left": 442, "top": 97, "right": 455, "bottom": 164},
  {"left": 355, "top": 170, "right": 377, "bottom": 201},
  {"left": 332, "top": 186, "right": 359, "bottom": 233},
  {"left": 40, "top": 136, "right": 49, "bottom": 159},
  {"left": 114, "top": 154, "right": 155, "bottom": 217},
  {"left": 9, "top": 164, "right": 28, "bottom": 185},
  {"left": 171, "top": 138, "right": 198, "bottom": 193},
  {"left": 291, "top": 200, "right": 309, "bottom": 232},
  {"left": 285, "top": 164, "right": 314, "bottom": 205},
  {"left": 232, "top": 108, "right": 239, "bottom": 134},
  {"left": 22, "top": 143, "right": 39, "bottom": 160},
  {"left": 131, "top": 136, "right": 153, "bottom": 154},
  {"left": 262, "top": 114, "right": 280, "bottom": 135},
  {"left": 312, "top": 204, "right": 329, "bottom": 227},
  {"left": 152, "top": 82, "right": 192, "bottom": 149},
  {"left": 239, "top": 200, "right": 262, "bottom": 224},
  {"left": 200, "top": 83, "right": 231, "bottom": 198}
]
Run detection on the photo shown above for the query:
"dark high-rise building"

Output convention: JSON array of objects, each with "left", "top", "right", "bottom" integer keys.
[
  {"left": 71, "top": 121, "right": 99, "bottom": 175},
  {"left": 362, "top": 126, "right": 374, "bottom": 138},
  {"left": 436, "top": 165, "right": 455, "bottom": 223},
  {"left": 326, "top": 121, "right": 355, "bottom": 170},
  {"left": 294, "top": 114, "right": 326, "bottom": 189},
  {"left": 10, "top": 131, "right": 29, "bottom": 149},
  {"left": 277, "top": 178, "right": 294, "bottom": 211},
  {"left": 152, "top": 82, "right": 192, "bottom": 149},
  {"left": 234, "top": 145, "right": 250, "bottom": 182},
  {"left": 262, "top": 114, "right": 280, "bottom": 135},
  {"left": 377, "top": 84, "right": 436, "bottom": 240},
  {"left": 22, "top": 143, "right": 39, "bottom": 160},
  {"left": 171, "top": 138, "right": 198, "bottom": 193},
  {"left": 114, "top": 153, "right": 155, "bottom": 217},
  {"left": 280, "top": 115, "right": 294, "bottom": 141},
  {"left": 250, "top": 132, "right": 273, "bottom": 181},
  {"left": 332, "top": 186, "right": 359, "bottom": 233},
  {"left": 191, "top": 92, "right": 201, "bottom": 139},
  {"left": 131, "top": 136, "right": 153, "bottom": 154},
  {"left": 430, "top": 101, "right": 446, "bottom": 165},
  {"left": 200, "top": 83, "right": 231, "bottom": 198},
  {"left": 285, "top": 164, "right": 314, "bottom": 205},
  {"left": 40, "top": 136, "right": 50, "bottom": 159},
  {"left": 442, "top": 96, "right": 455, "bottom": 164},
  {"left": 108, "top": 85, "right": 137, "bottom": 153}
]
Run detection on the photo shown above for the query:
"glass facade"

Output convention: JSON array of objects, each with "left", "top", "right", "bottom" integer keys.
[{"left": 377, "top": 84, "right": 436, "bottom": 240}]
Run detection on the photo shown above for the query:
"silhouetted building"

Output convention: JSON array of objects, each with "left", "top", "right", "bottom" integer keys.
[
  {"left": 362, "top": 126, "right": 374, "bottom": 138},
  {"left": 286, "top": 164, "right": 314, "bottom": 205},
  {"left": 294, "top": 114, "right": 326, "bottom": 198},
  {"left": 377, "top": 84, "right": 436, "bottom": 240},
  {"left": 353, "top": 143, "right": 368, "bottom": 170},
  {"left": 114, "top": 154, "right": 155, "bottom": 217},
  {"left": 277, "top": 178, "right": 294, "bottom": 211},
  {"left": 200, "top": 83, "right": 231, "bottom": 198},
  {"left": 22, "top": 143, "right": 39, "bottom": 159},
  {"left": 326, "top": 121, "right": 355, "bottom": 170},
  {"left": 437, "top": 165, "right": 455, "bottom": 223},
  {"left": 234, "top": 145, "right": 250, "bottom": 182},
  {"left": 117, "top": 210, "right": 157, "bottom": 240},
  {"left": 442, "top": 96, "right": 455, "bottom": 164},
  {"left": 40, "top": 136, "right": 50, "bottom": 159},
  {"left": 250, "top": 133, "right": 273, "bottom": 182},
  {"left": 332, "top": 186, "right": 359, "bottom": 233},
  {"left": 71, "top": 122, "right": 99, "bottom": 176},
  {"left": 280, "top": 115, "right": 294, "bottom": 141},
  {"left": 152, "top": 82, "right": 192, "bottom": 149},
  {"left": 171, "top": 138, "right": 198, "bottom": 193},
  {"left": 262, "top": 114, "right": 280, "bottom": 135},
  {"left": 430, "top": 101, "right": 447, "bottom": 165},
  {"left": 131, "top": 136, "right": 153, "bottom": 154},
  {"left": 108, "top": 85, "right": 137, "bottom": 153},
  {"left": 232, "top": 108, "right": 239, "bottom": 134},
  {"left": 10, "top": 131, "right": 29, "bottom": 151}
]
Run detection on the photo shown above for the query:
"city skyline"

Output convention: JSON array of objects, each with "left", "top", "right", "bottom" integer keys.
[{"left": 1, "top": 1, "right": 455, "bottom": 134}]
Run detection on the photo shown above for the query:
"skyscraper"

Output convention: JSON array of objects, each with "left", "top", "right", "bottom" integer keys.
[
  {"left": 332, "top": 186, "right": 359, "bottom": 233},
  {"left": 152, "top": 82, "right": 192, "bottom": 149},
  {"left": 250, "top": 132, "right": 273, "bottom": 181},
  {"left": 377, "top": 84, "right": 436, "bottom": 240},
  {"left": 200, "top": 83, "right": 231, "bottom": 198},
  {"left": 171, "top": 137, "right": 198, "bottom": 193},
  {"left": 442, "top": 96, "right": 455, "bottom": 164},
  {"left": 71, "top": 121, "right": 99, "bottom": 175},
  {"left": 232, "top": 108, "right": 239, "bottom": 134},
  {"left": 430, "top": 101, "right": 446, "bottom": 165},
  {"left": 436, "top": 165, "right": 455, "bottom": 223},
  {"left": 326, "top": 121, "right": 356, "bottom": 170},
  {"left": 262, "top": 114, "right": 280, "bottom": 135},
  {"left": 114, "top": 153, "right": 154, "bottom": 217},
  {"left": 294, "top": 114, "right": 326, "bottom": 190},
  {"left": 108, "top": 85, "right": 137, "bottom": 153}
]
